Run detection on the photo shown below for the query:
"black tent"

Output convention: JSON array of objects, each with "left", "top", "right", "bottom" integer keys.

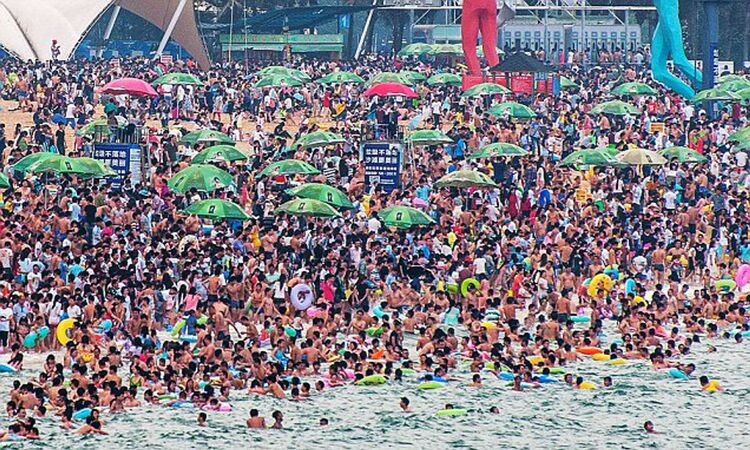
[{"left": 491, "top": 52, "right": 554, "bottom": 73}]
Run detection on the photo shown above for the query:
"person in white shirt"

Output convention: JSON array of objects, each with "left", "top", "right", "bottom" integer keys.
[
  {"left": 736, "top": 150, "right": 747, "bottom": 169},
  {"left": 663, "top": 189, "right": 677, "bottom": 211}
]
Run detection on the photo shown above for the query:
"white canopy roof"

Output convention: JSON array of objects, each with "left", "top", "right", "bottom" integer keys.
[{"left": 0, "top": 0, "right": 210, "bottom": 67}]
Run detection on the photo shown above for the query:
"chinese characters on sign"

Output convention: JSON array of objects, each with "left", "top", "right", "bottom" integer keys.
[
  {"left": 362, "top": 142, "right": 402, "bottom": 193},
  {"left": 93, "top": 143, "right": 142, "bottom": 189}
]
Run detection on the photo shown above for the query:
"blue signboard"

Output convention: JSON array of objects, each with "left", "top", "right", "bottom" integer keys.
[
  {"left": 362, "top": 142, "right": 402, "bottom": 193},
  {"left": 93, "top": 143, "right": 142, "bottom": 188}
]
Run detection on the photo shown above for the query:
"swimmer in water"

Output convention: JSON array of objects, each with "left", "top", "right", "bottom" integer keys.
[
  {"left": 470, "top": 374, "right": 482, "bottom": 387},
  {"left": 699, "top": 376, "right": 723, "bottom": 392},
  {"left": 644, "top": 421, "right": 660, "bottom": 434},
  {"left": 271, "top": 410, "right": 283, "bottom": 429},
  {"left": 247, "top": 409, "right": 266, "bottom": 428},
  {"left": 489, "top": 406, "right": 500, "bottom": 414},
  {"left": 197, "top": 412, "right": 207, "bottom": 427},
  {"left": 320, "top": 418, "right": 329, "bottom": 426},
  {"left": 602, "top": 376, "right": 612, "bottom": 388},
  {"left": 400, "top": 397, "right": 412, "bottom": 412}
]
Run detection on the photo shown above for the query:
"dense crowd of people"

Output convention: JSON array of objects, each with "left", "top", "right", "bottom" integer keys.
[{"left": 0, "top": 47, "right": 748, "bottom": 440}]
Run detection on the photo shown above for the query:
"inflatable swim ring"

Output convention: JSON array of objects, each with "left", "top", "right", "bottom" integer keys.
[
  {"left": 591, "top": 353, "right": 610, "bottom": 361},
  {"left": 497, "top": 372, "right": 515, "bottom": 381},
  {"left": 0, "top": 364, "right": 17, "bottom": 373},
  {"left": 446, "top": 283, "right": 458, "bottom": 294},
  {"left": 624, "top": 278, "right": 636, "bottom": 296},
  {"left": 197, "top": 315, "right": 209, "bottom": 326},
  {"left": 460, "top": 278, "right": 480, "bottom": 297},
  {"left": 436, "top": 409, "right": 467, "bottom": 417},
  {"left": 607, "top": 359, "right": 626, "bottom": 365},
  {"left": 355, "top": 375, "right": 387, "bottom": 385},
  {"left": 180, "top": 335, "right": 198, "bottom": 343},
  {"left": 736, "top": 264, "right": 750, "bottom": 288},
  {"left": 365, "top": 326, "right": 384, "bottom": 337},
  {"left": 37, "top": 326, "right": 50, "bottom": 339},
  {"left": 577, "top": 347, "right": 603, "bottom": 356},
  {"left": 23, "top": 332, "right": 38, "bottom": 348},
  {"left": 417, "top": 381, "right": 444, "bottom": 390},
  {"left": 587, "top": 273, "right": 614, "bottom": 297},
  {"left": 714, "top": 279, "right": 736, "bottom": 291},
  {"left": 668, "top": 368, "right": 689, "bottom": 380},
  {"left": 290, "top": 283, "right": 314, "bottom": 310},
  {"left": 72, "top": 408, "right": 92, "bottom": 421},
  {"left": 171, "top": 319, "right": 186, "bottom": 337},
  {"left": 578, "top": 381, "right": 597, "bottom": 389},
  {"left": 538, "top": 375, "right": 558, "bottom": 383},
  {"left": 527, "top": 356, "right": 544, "bottom": 365},
  {"left": 570, "top": 316, "right": 591, "bottom": 323},
  {"left": 56, "top": 318, "right": 76, "bottom": 346}
]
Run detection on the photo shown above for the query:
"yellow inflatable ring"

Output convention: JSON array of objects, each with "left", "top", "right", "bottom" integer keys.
[
  {"left": 56, "top": 318, "right": 76, "bottom": 346},
  {"left": 608, "top": 359, "right": 626, "bottom": 365},
  {"left": 592, "top": 353, "right": 610, "bottom": 361},
  {"left": 579, "top": 381, "right": 597, "bottom": 389},
  {"left": 481, "top": 321, "right": 496, "bottom": 329},
  {"left": 81, "top": 352, "right": 94, "bottom": 363},
  {"left": 527, "top": 355, "right": 544, "bottom": 365},
  {"left": 587, "top": 273, "right": 614, "bottom": 297},
  {"left": 460, "top": 278, "right": 480, "bottom": 297}
]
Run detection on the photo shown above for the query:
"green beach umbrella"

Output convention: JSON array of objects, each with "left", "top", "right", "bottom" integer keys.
[
  {"left": 191, "top": 145, "right": 248, "bottom": 165},
  {"left": 26, "top": 155, "right": 84, "bottom": 174},
  {"left": 399, "top": 70, "right": 427, "bottom": 83},
  {"left": 180, "top": 129, "right": 234, "bottom": 146},
  {"left": 729, "top": 127, "right": 750, "bottom": 143},
  {"left": 377, "top": 205, "right": 434, "bottom": 229},
  {"left": 611, "top": 82, "right": 657, "bottom": 96},
  {"left": 616, "top": 148, "right": 667, "bottom": 166},
  {"left": 469, "top": 142, "right": 529, "bottom": 159},
  {"left": 254, "top": 75, "right": 303, "bottom": 88},
  {"left": 185, "top": 199, "right": 250, "bottom": 221},
  {"left": 259, "top": 159, "right": 320, "bottom": 177},
  {"left": 293, "top": 131, "right": 346, "bottom": 149},
  {"left": 259, "top": 66, "right": 311, "bottom": 82},
  {"left": 76, "top": 118, "right": 115, "bottom": 137},
  {"left": 434, "top": 170, "right": 497, "bottom": 188},
  {"left": 691, "top": 88, "right": 740, "bottom": 103},
  {"left": 560, "top": 76, "right": 579, "bottom": 90},
  {"left": 398, "top": 43, "right": 434, "bottom": 56},
  {"left": 560, "top": 147, "right": 620, "bottom": 166},
  {"left": 731, "top": 140, "right": 750, "bottom": 151},
  {"left": 74, "top": 157, "right": 117, "bottom": 177},
  {"left": 287, "top": 183, "right": 354, "bottom": 209},
  {"left": 152, "top": 72, "right": 203, "bottom": 86},
  {"left": 408, "top": 129, "right": 454, "bottom": 146},
  {"left": 462, "top": 82, "right": 511, "bottom": 98},
  {"left": 367, "top": 72, "right": 409, "bottom": 86},
  {"left": 487, "top": 102, "right": 537, "bottom": 119},
  {"left": 275, "top": 198, "right": 341, "bottom": 217},
  {"left": 167, "top": 164, "right": 234, "bottom": 193},
  {"left": 591, "top": 100, "right": 640, "bottom": 116},
  {"left": 735, "top": 88, "right": 750, "bottom": 101},
  {"left": 317, "top": 72, "right": 365, "bottom": 85},
  {"left": 658, "top": 146, "right": 707, "bottom": 163},
  {"left": 717, "top": 74, "right": 748, "bottom": 84},
  {"left": 0, "top": 172, "right": 10, "bottom": 188},
  {"left": 427, "top": 73, "right": 462, "bottom": 86},
  {"left": 718, "top": 78, "right": 750, "bottom": 92},
  {"left": 428, "top": 43, "right": 462, "bottom": 55},
  {"left": 12, "top": 152, "right": 57, "bottom": 172}
]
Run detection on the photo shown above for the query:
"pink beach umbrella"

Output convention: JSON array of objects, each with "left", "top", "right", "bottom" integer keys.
[{"left": 99, "top": 78, "right": 158, "bottom": 97}]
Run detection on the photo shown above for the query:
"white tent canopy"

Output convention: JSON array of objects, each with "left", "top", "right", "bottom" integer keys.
[{"left": 0, "top": 0, "right": 210, "bottom": 67}]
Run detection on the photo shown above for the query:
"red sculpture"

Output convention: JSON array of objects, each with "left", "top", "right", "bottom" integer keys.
[{"left": 461, "top": 0, "right": 500, "bottom": 75}]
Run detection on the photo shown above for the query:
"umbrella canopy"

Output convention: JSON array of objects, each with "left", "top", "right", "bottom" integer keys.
[
  {"left": 462, "top": 82, "right": 511, "bottom": 97},
  {"left": 184, "top": 199, "right": 250, "bottom": 221},
  {"left": 26, "top": 155, "right": 84, "bottom": 174},
  {"left": 367, "top": 72, "right": 410, "bottom": 86},
  {"left": 75, "top": 117, "right": 127, "bottom": 136},
  {"left": 717, "top": 74, "right": 748, "bottom": 84},
  {"left": 616, "top": 148, "right": 668, "bottom": 166},
  {"left": 259, "top": 159, "right": 320, "bottom": 177},
  {"left": 254, "top": 75, "right": 304, "bottom": 88},
  {"left": 398, "top": 43, "right": 434, "bottom": 56},
  {"left": 658, "top": 146, "right": 708, "bottom": 163},
  {"left": 735, "top": 88, "right": 750, "bottom": 101},
  {"left": 12, "top": 152, "right": 57, "bottom": 172},
  {"left": 191, "top": 145, "right": 248, "bottom": 165},
  {"left": 691, "top": 88, "right": 740, "bottom": 103},
  {"left": 0, "top": 172, "right": 10, "bottom": 189},
  {"left": 434, "top": 170, "right": 498, "bottom": 188},
  {"left": 74, "top": 157, "right": 117, "bottom": 177},
  {"left": 427, "top": 73, "right": 462, "bottom": 86},
  {"left": 152, "top": 72, "right": 203, "bottom": 86},
  {"left": 399, "top": 70, "right": 427, "bottom": 83},
  {"left": 729, "top": 127, "right": 750, "bottom": 143},
  {"left": 427, "top": 43, "right": 462, "bottom": 55},
  {"left": 408, "top": 130, "right": 454, "bottom": 146},
  {"left": 364, "top": 82, "right": 418, "bottom": 98},
  {"left": 275, "top": 198, "right": 341, "bottom": 217},
  {"left": 258, "top": 66, "right": 311, "bottom": 82},
  {"left": 469, "top": 142, "right": 529, "bottom": 158},
  {"left": 99, "top": 78, "right": 158, "bottom": 97},
  {"left": 611, "top": 82, "right": 657, "bottom": 96},
  {"left": 591, "top": 100, "right": 641, "bottom": 116},
  {"left": 560, "top": 147, "right": 620, "bottom": 166},
  {"left": 317, "top": 71, "right": 365, "bottom": 85},
  {"left": 731, "top": 140, "right": 750, "bottom": 151},
  {"left": 287, "top": 183, "right": 354, "bottom": 209},
  {"left": 487, "top": 102, "right": 537, "bottom": 119},
  {"left": 167, "top": 164, "right": 235, "bottom": 193},
  {"left": 377, "top": 205, "right": 435, "bottom": 229},
  {"left": 293, "top": 131, "right": 346, "bottom": 149},
  {"left": 560, "top": 76, "right": 579, "bottom": 90},
  {"left": 717, "top": 78, "right": 750, "bottom": 92},
  {"left": 180, "top": 129, "right": 235, "bottom": 146}
]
